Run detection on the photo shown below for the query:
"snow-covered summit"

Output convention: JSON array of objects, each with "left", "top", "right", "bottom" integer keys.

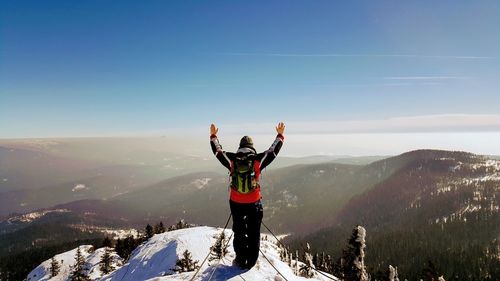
[{"left": 28, "top": 226, "right": 336, "bottom": 281}]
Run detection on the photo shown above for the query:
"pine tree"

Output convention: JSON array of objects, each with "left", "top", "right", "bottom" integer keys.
[
  {"left": 154, "top": 221, "right": 166, "bottom": 234},
  {"left": 283, "top": 248, "right": 290, "bottom": 265},
  {"left": 422, "top": 260, "right": 441, "bottom": 281},
  {"left": 325, "top": 254, "right": 333, "bottom": 273},
  {"left": 342, "top": 226, "right": 369, "bottom": 281},
  {"left": 320, "top": 252, "right": 327, "bottom": 272},
  {"left": 176, "top": 219, "right": 188, "bottom": 230},
  {"left": 285, "top": 249, "right": 290, "bottom": 265},
  {"left": 295, "top": 250, "right": 299, "bottom": 275},
  {"left": 388, "top": 265, "right": 400, "bottom": 281},
  {"left": 99, "top": 247, "right": 115, "bottom": 275},
  {"left": 332, "top": 253, "right": 345, "bottom": 279},
  {"left": 299, "top": 243, "right": 316, "bottom": 278},
  {"left": 209, "top": 232, "right": 228, "bottom": 262},
  {"left": 313, "top": 252, "right": 319, "bottom": 269},
  {"left": 145, "top": 224, "right": 154, "bottom": 239},
  {"left": 123, "top": 235, "right": 139, "bottom": 260},
  {"left": 173, "top": 250, "right": 199, "bottom": 273},
  {"left": 50, "top": 256, "right": 60, "bottom": 277},
  {"left": 102, "top": 236, "right": 113, "bottom": 248},
  {"left": 70, "top": 247, "right": 90, "bottom": 281},
  {"left": 115, "top": 239, "right": 125, "bottom": 258}
]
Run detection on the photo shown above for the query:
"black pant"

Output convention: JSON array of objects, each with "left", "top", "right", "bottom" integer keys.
[{"left": 229, "top": 200, "right": 263, "bottom": 268}]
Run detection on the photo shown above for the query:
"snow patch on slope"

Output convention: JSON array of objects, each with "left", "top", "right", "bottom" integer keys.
[
  {"left": 191, "top": 178, "right": 211, "bottom": 189},
  {"left": 422, "top": 157, "right": 500, "bottom": 224},
  {"left": 72, "top": 184, "right": 88, "bottom": 192},
  {"left": 7, "top": 209, "right": 70, "bottom": 223},
  {"left": 27, "top": 246, "right": 122, "bottom": 281}
]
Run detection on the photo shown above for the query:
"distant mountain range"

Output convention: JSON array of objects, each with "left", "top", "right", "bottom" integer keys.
[
  {"left": 0, "top": 137, "right": 386, "bottom": 217},
  {"left": 39, "top": 154, "right": 398, "bottom": 236},
  {"left": 1, "top": 144, "right": 498, "bottom": 280}
]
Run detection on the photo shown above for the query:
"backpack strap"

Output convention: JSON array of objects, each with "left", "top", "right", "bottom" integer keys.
[
  {"left": 230, "top": 160, "right": 234, "bottom": 175},
  {"left": 253, "top": 160, "right": 261, "bottom": 181}
]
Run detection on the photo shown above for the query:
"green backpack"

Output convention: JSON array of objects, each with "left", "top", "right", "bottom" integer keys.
[{"left": 231, "top": 154, "right": 258, "bottom": 194}]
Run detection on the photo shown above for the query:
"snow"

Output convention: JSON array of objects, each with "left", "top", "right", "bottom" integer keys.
[
  {"left": 106, "top": 226, "right": 335, "bottom": 281},
  {"left": 27, "top": 246, "right": 122, "bottom": 281},
  {"left": 72, "top": 184, "right": 88, "bottom": 192},
  {"left": 438, "top": 157, "right": 455, "bottom": 161},
  {"left": 7, "top": 209, "right": 70, "bottom": 223},
  {"left": 101, "top": 228, "right": 141, "bottom": 239},
  {"left": 428, "top": 157, "right": 500, "bottom": 224},
  {"left": 471, "top": 175, "right": 500, "bottom": 182},
  {"left": 67, "top": 224, "right": 140, "bottom": 239},
  {"left": 28, "top": 226, "right": 336, "bottom": 281},
  {"left": 471, "top": 159, "right": 500, "bottom": 171},
  {"left": 313, "top": 170, "right": 325, "bottom": 177},
  {"left": 192, "top": 178, "right": 212, "bottom": 189}
]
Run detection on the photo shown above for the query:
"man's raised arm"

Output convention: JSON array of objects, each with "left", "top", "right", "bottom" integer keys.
[
  {"left": 259, "top": 122, "right": 285, "bottom": 170},
  {"left": 210, "top": 124, "right": 232, "bottom": 170}
]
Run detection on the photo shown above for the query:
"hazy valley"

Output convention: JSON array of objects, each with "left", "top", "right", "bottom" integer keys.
[{"left": 0, "top": 138, "right": 498, "bottom": 280}]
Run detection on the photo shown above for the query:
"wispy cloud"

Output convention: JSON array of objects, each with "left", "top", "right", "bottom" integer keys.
[
  {"left": 222, "top": 53, "right": 496, "bottom": 60},
  {"left": 383, "top": 76, "right": 471, "bottom": 80},
  {"left": 294, "top": 82, "right": 445, "bottom": 88}
]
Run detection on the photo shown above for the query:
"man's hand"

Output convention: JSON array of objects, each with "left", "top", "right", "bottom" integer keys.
[
  {"left": 210, "top": 124, "right": 219, "bottom": 136},
  {"left": 276, "top": 122, "right": 285, "bottom": 135}
]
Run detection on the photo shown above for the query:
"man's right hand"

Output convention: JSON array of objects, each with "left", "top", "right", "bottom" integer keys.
[
  {"left": 210, "top": 124, "right": 219, "bottom": 136},
  {"left": 276, "top": 122, "right": 285, "bottom": 135}
]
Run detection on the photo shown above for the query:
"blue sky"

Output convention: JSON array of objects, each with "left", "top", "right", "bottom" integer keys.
[{"left": 1, "top": 1, "right": 499, "bottom": 154}]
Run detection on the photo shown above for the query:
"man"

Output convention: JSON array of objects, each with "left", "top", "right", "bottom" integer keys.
[{"left": 210, "top": 122, "right": 285, "bottom": 269}]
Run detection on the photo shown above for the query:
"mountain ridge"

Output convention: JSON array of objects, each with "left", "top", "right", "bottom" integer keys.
[{"left": 292, "top": 149, "right": 499, "bottom": 280}]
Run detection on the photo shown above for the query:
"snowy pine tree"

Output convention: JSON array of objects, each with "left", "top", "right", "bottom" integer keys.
[
  {"left": 102, "top": 236, "right": 113, "bottom": 248},
  {"left": 341, "top": 225, "right": 369, "bottom": 281},
  {"left": 325, "top": 254, "right": 333, "bottom": 273},
  {"left": 174, "top": 250, "right": 199, "bottom": 273},
  {"left": 388, "top": 265, "right": 400, "bottom": 281},
  {"left": 285, "top": 248, "right": 291, "bottom": 265},
  {"left": 295, "top": 250, "right": 299, "bottom": 275},
  {"left": 209, "top": 231, "right": 228, "bottom": 262},
  {"left": 145, "top": 224, "right": 154, "bottom": 239},
  {"left": 299, "top": 243, "right": 316, "bottom": 278},
  {"left": 313, "top": 252, "right": 319, "bottom": 269},
  {"left": 422, "top": 260, "right": 442, "bottom": 281},
  {"left": 70, "top": 247, "right": 90, "bottom": 281},
  {"left": 154, "top": 221, "right": 166, "bottom": 234},
  {"left": 176, "top": 219, "right": 188, "bottom": 230},
  {"left": 320, "top": 252, "right": 327, "bottom": 271},
  {"left": 333, "top": 253, "right": 345, "bottom": 279},
  {"left": 279, "top": 244, "right": 289, "bottom": 264},
  {"left": 50, "top": 256, "right": 60, "bottom": 277},
  {"left": 99, "top": 247, "right": 115, "bottom": 275}
]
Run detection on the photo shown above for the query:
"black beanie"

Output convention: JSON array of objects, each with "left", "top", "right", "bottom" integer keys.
[{"left": 239, "top": 136, "right": 254, "bottom": 149}]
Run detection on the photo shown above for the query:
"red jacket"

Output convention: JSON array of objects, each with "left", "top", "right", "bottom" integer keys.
[{"left": 210, "top": 134, "right": 284, "bottom": 203}]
